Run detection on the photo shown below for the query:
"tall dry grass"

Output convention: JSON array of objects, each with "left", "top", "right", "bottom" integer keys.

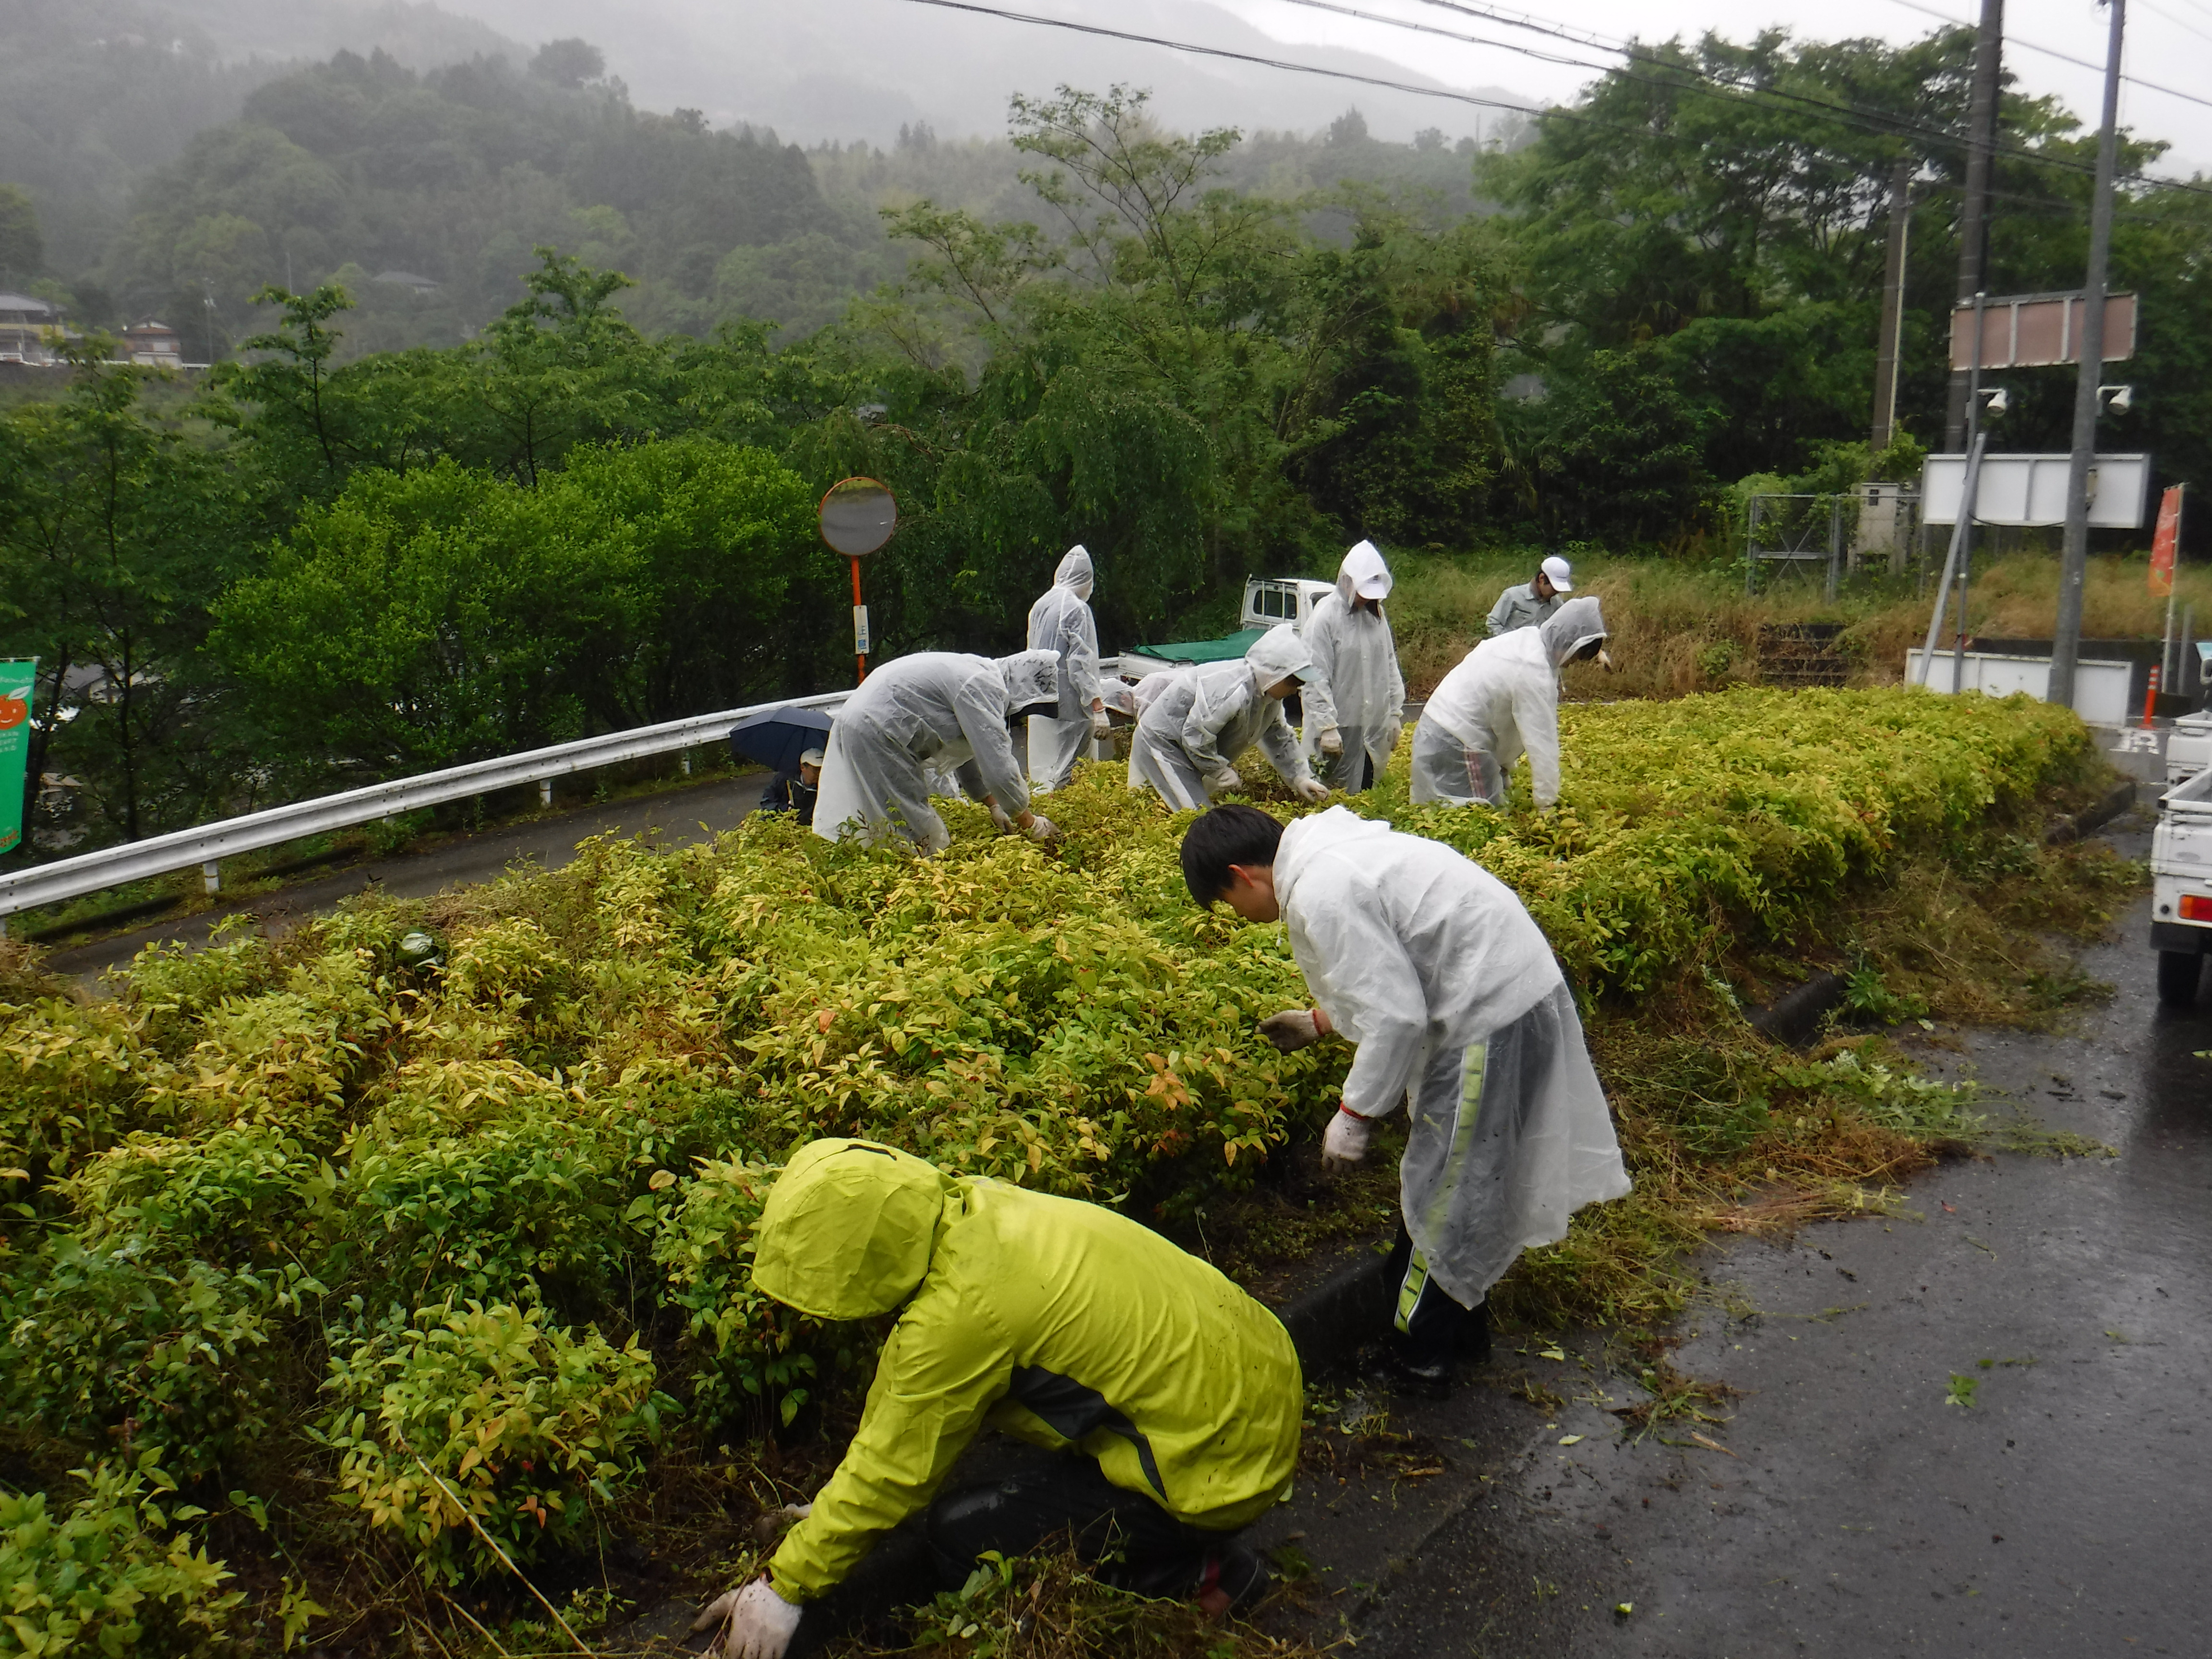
[{"left": 1382, "top": 550, "right": 2212, "bottom": 700}]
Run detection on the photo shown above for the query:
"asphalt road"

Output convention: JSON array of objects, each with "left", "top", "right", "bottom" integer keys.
[
  {"left": 41, "top": 767, "right": 778, "bottom": 982},
  {"left": 1247, "top": 810, "right": 2210, "bottom": 1657}
]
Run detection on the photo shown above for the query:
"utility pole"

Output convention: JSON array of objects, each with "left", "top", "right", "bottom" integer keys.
[
  {"left": 1944, "top": 0, "right": 2004, "bottom": 450},
  {"left": 2050, "top": 0, "right": 2127, "bottom": 710},
  {"left": 1872, "top": 159, "right": 1913, "bottom": 453}
]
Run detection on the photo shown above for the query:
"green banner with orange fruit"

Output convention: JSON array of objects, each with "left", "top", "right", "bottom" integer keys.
[{"left": 0, "top": 659, "right": 36, "bottom": 856}]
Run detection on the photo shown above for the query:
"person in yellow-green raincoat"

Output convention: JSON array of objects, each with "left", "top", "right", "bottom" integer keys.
[{"left": 690, "top": 1139, "right": 1303, "bottom": 1659}]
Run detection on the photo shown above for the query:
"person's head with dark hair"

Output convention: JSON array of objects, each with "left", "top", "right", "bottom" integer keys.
[{"left": 1179, "top": 804, "right": 1286, "bottom": 920}]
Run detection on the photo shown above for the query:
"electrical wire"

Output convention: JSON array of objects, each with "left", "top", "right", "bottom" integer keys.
[
  {"left": 893, "top": 0, "right": 2212, "bottom": 199},
  {"left": 2136, "top": 0, "right": 2212, "bottom": 49},
  {"left": 1878, "top": 0, "right": 2212, "bottom": 116}
]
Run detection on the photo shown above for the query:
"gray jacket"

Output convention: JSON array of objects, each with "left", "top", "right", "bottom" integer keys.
[{"left": 1485, "top": 581, "right": 1562, "bottom": 637}]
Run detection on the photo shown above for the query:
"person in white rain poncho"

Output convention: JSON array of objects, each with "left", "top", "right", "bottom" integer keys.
[
  {"left": 1179, "top": 804, "right": 1629, "bottom": 1396},
  {"left": 1128, "top": 625, "right": 1329, "bottom": 810},
  {"left": 1298, "top": 540, "right": 1406, "bottom": 795},
  {"left": 813, "top": 650, "right": 1065, "bottom": 854},
  {"left": 1025, "top": 546, "right": 1110, "bottom": 793},
  {"left": 1409, "top": 596, "right": 1610, "bottom": 812}
]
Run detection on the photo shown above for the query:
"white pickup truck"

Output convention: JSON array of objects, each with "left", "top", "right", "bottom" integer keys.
[
  {"left": 2165, "top": 711, "right": 2212, "bottom": 784},
  {"left": 2152, "top": 764, "right": 2212, "bottom": 1004},
  {"left": 1119, "top": 577, "right": 1337, "bottom": 682}
]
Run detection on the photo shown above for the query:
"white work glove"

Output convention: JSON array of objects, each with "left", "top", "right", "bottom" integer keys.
[
  {"left": 1597, "top": 648, "right": 1615, "bottom": 673},
  {"left": 691, "top": 1578, "right": 801, "bottom": 1659},
  {"left": 1321, "top": 1109, "right": 1374, "bottom": 1170},
  {"left": 1292, "top": 776, "right": 1329, "bottom": 804},
  {"left": 1203, "top": 766, "right": 1242, "bottom": 794},
  {"left": 1091, "top": 709, "right": 1112, "bottom": 738},
  {"left": 1258, "top": 1010, "right": 1322, "bottom": 1052},
  {"left": 1317, "top": 726, "right": 1344, "bottom": 757},
  {"left": 987, "top": 802, "right": 1014, "bottom": 833},
  {"left": 1024, "top": 813, "right": 1060, "bottom": 842}
]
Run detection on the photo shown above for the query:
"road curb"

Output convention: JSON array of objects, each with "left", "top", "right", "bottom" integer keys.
[
  {"left": 1274, "top": 1241, "right": 1395, "bottom": 1372},
  {"left": 2046, "top": 779, "right": 2137, "bottom": 845}
]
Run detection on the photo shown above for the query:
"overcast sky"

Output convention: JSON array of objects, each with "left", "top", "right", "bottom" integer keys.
[{"left": 1222, "top": 0, "right": 2211, "bottom": 174}]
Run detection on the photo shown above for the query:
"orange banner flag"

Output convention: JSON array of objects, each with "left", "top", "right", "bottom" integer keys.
[{"left": 2149, "top": 484, "right": 2183, "bottom": 598}]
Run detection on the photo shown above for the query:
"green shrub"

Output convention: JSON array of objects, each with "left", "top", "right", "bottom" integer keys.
[
  {"left": 0, "top": 1454, "right": 242, "bottom": 1659},
  {"left": 0, "top": 1237, "right": 320, "bottom": 1477},
  {"left": 119, "top": 919, "right": 283, "bottom": 1058},
  {"left": 318, "top": 1300, "right": 670, "bottom": 1583},
  {"left": 649, "top": 1156, "right": 823, "bottom": 1430},
  {"left": 63, "top": 1124, "right": 323, "bottom": 1261},
  {"left": 0, "top": 998, "right": 154, "bottom": 1192}
]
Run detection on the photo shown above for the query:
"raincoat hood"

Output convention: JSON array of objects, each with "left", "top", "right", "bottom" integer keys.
[
  {"left": 751, "top": 1139, "right": 956, "bottom": 1321},
  {"left": 1054, "top": 545, "right": 1095, "bottom": 602},
  {"left": 1335, "top": 540, "right": 1393, "bottom": 605},
  {"left": 1246, "top": 623, "right": 1313, "bottom": 692},
  {"left": 1537, "top": 596, "right": 1607, "bottom": 670},
  {"left": 998, "top": 649, "right": 1064, "bottom": 712}
]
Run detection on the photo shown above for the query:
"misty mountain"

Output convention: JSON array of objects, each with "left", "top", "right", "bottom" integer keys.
[{"left": 442, "top": 0, "right": 1535, "bottom": 148}]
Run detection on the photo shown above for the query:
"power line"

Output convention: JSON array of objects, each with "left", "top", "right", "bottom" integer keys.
[
  {"left": 2136, "top": 0, "right": 2212, "bottom": 48},
  {"left": 894, "top": 0, "right": 2212, "bottom": 200},
  {"left": 1878, "top": 0, "right": 2212, "bottom": 116}
]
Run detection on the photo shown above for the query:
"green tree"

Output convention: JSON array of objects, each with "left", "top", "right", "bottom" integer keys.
[{"left": 0, "top": 183, "right": 43, "bottom": 284}]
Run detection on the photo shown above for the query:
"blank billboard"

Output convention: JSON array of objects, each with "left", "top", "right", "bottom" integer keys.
[{"left": 1922, "top": 453, "right": 2151, "bottom": 528}]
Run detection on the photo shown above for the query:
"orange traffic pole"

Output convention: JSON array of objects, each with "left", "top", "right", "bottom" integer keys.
[
  {"left": 851, "top": 555, "right": 867, "bottom": 683},
  {"left": 2141, "top": 663, "right": 2161, "bottom": 729}
]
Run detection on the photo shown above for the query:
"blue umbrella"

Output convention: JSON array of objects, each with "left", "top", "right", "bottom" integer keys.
[{"left": 728, "top": 706, "right": 834, "bottom": 774}]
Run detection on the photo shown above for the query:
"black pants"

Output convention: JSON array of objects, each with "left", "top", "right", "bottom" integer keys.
[
  {"left": 1383, "top": 1224, "right": 1490, "bottom": 1369},
  {"left": 925, "top": 1448, "right": 1223, "bottom": 1597}
]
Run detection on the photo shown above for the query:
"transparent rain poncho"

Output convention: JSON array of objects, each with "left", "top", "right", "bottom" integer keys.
[
  {"left": 1410, "top": 596, "right": 1607, "bottom": 810},
  {"left": 1025, "top": 546, "right": 1103, "bottom": 793},
  {"left": 1273, "top": 807, "right": 1629, "bottom": 1309},
  {"left": 1298, "top": 541, "right": 1406, "bottom": 794},
  {"left": 1127, "top": 625, "right": 1316, "bottom": 810},
  {"left": 814, "top": 649, "right": 1059, "bottom": 853}
]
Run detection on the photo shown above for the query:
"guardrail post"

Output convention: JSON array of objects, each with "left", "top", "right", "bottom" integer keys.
[
  {"left": 539, "top": 780, "right": 553, "bottom": 808},
  {"left": 202, "top": 861, "right": 221, "bottom": 895},
  {"left": 681, "top": 749, "right": 693, "bottom": 776}
]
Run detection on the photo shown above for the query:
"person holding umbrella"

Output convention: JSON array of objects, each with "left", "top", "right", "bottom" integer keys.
[
  {"left": 758, "top": 748, "right": 823, "bottom": 825},
  {"left": 731, "top": 708, "right": 837, "bottom": 828}
]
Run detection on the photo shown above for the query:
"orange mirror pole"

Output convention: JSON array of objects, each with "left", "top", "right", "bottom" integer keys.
[{"left": 852, "top": 555, "right": 868, "bottom": 682}]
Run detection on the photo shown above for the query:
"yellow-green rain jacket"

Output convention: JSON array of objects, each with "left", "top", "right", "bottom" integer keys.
[{"left": 751, "top": 1139, "right": 1303, "bottom": 1603}]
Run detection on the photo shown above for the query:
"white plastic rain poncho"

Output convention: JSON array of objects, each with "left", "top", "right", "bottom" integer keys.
[
  {"left": 1409, "top": 597, "right": 1607, "bottom": 811},
  {"left": 1025, "top": 546, "right": 1104, "bottom": 793},
  {"left": 1276, "top": 807, "right": 1629, "bottom": 1309},
  {"left": 814, "top": 649, "right": 1060, "bottom": 853},
  {"left": 1128, "top": 626, "right": 1321, "bottom": 810},
  {"left": 1298, "top": 541, "right": 1406, "bottom": 794}
]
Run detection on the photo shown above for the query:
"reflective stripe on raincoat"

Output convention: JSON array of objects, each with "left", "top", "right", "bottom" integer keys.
[
  {"left": 1274, "top": 808, "right": 1629, "bottom": 1309},
  {"left": 753, "top": 1140, "right": 1303, "bottom": 1603}
]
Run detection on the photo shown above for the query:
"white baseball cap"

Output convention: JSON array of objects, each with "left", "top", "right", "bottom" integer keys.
[
  {"left": 799, "top": 748, "right": 826, "bottom": 768},
  {"left": 1540, "top": 555, "right": 1574, "bottom": 592}
]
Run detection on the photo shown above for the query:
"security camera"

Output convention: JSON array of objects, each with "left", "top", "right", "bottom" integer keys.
[{"left": 2099, "top": 384, "right": 2133, "bottom": 414}]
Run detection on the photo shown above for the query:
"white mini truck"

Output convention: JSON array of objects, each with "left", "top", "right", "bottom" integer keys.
[{"left": 2152, "top": 765, "right": 2212, "bottom": 1004}]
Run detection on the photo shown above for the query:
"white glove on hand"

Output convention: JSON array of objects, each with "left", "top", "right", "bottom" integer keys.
[
  {"left": 1321, "top": 1109, "right": 1374, "bottom": 1170},
  {"left": 1318, "top": 726, "right": 1344, "bottom": 757},
  {"left": 1258, "top": 1010, "right": 1321, "bottom": 1052},
  {"left": 1091, "top": 710, "right": 1112, "bottom": 738},
  {"left": 692, "top": 1579, "right": 801, "bottom": 1659},
  {"left": 1203, "top": 767, "right": 1242, "bottom": 794},
  {"left": 987, "top": 803, "right": 1014, "bottom": 834},
  {"left": 1292, "top": 776, "right": 1329, "bottom": 804},
  {"left": 1025, "top": 813, "right": 1060, "bottom": 842}
]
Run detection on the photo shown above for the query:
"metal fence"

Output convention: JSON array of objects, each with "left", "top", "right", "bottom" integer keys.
[
  {"left": 0, "top": 689, "right": 853, "bottom": 925},
  {"left": 1744, "top": 493, "right": 1854, "bottom": 601}
]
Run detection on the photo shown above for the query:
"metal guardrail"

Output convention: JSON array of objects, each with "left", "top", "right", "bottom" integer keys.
[{"left": 0, "top": 690, "right": 851, "bottom": 923}]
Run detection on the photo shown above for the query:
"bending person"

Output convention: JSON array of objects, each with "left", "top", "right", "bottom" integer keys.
[
  {"left": 1485, "top": 554, "right": 1573, "bottom": 637},
  {"left": 813, "top": 651, "right": 1064, "bottom": 854},
  {"left": 1026, "top": 545, "right": 1110, "bottom": 793},
  {"left": 1298, "top": 540, "right": 1405, "bottom": 795},
  {"left": 692, "top": 1139, "right": 1303, "bottom": 1659},
  {"left": 1129, "top": 625, "right": 1329, "bottom": 811},
  {"left": 1179, "top": 805, "right": 1629, "bottom": 1397},
  {"left": 1410, "top": 596, "right": 1610, "bottom": 812}
]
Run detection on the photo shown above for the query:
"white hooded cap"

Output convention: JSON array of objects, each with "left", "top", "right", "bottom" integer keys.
[
  {"left": 1537, "top": 596, "right": 1607, "bottom": 669},
  {"left": 1246, "top": 623, "right": 1314, "bottom": 692},
  {"left": 1055, "top": 545, "right": 1094, "bottom": 602},
  {"left": 1337, "top": 540, "right": 1393, "bottom": 604},
  {"left": 998, "top": 649, "right": 1063, "bottom": 710},
  {"left": 1540, "top": 554, "right": 1574, "bottom": 593}
]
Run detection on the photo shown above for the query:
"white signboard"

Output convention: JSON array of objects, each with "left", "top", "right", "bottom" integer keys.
[
  {"left": 1906, "top": 650, "right": 2132, "bottom": 725},
  {"left": 1922, "top": 453, "right": 2151, "bottom": 529}
]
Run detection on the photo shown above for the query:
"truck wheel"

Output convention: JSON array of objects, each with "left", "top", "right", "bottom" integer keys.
[{"left": 2157, "top": 950, "right": 2202, "bottom": 1007}]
